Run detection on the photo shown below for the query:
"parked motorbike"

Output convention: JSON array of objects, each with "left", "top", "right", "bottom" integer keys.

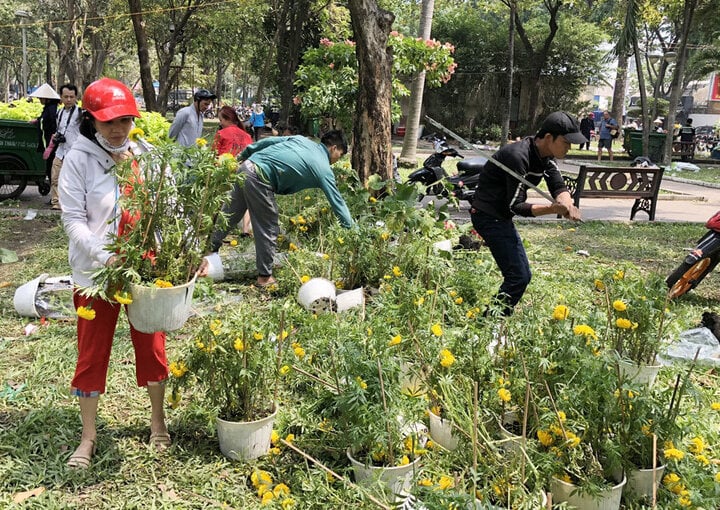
[
  {"left": 447, "top": 156, "right": 487, "bottom": 203},
  {"left": 406, "top": 135, "right": 463, "bottom": 198},
  {"left": 666, "top": 210, "right": 720, "bottom": 298}
]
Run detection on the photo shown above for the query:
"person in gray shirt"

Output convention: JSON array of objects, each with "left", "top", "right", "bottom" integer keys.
[{"left": 168, "top": 89, "right": 216, "bottom": 147}]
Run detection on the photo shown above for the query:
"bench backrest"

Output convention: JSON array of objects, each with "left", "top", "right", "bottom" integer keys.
[{"left": 575, "top": 165, "right": 664, "bottom": 200}]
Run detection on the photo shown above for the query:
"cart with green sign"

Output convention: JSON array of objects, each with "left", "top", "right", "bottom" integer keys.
[{"left": 0, "top": 118, "right": 50, "bottom": 200}]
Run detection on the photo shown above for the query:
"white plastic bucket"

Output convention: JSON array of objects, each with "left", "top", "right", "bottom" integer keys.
[
  {"left": 127, "top": 276, "right": 196, "bottom": 333},
  {"left": 297, "top": 278, "right": 336, "bottom": 313},
  {"left": 336, "top": 287, "right": 365, "bottom": 312},
  {"left": 204, "top": 253, "right": 225, "bottom": 281},
  {"left": 428, "top": 408, "right": 459, "bottom": 451},
  {"left": 14, "top": 274, "right": 48, "bottom": 317},
  {"left": 618, "top": 359, "right": 662, "bottom": 387},
  {"left": 550, "top": 475, "right": 626, "bottom": 510},
  {"left": 347, "top": 448, "right": 421, "bottom": 496},
  {"left": 216, "top": 407, "right": 277, "bottom": 461}
]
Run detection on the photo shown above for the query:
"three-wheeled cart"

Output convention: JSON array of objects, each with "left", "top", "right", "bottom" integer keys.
[{"left": 0, "top": 118, "right": 50, "bottom": 200}]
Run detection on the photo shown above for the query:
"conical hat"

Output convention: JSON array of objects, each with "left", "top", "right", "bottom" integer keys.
[{"left": 29, "top": 83, "right": 60, "bottom": 100}]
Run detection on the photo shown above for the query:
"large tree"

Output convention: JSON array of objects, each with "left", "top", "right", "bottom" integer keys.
[{"left": 347, "top": 0, "right": 395, "bottom": 184}]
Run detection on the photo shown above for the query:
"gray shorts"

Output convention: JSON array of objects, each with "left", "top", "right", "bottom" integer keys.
[{"left": 598, "top": 138, "right": 613, "bottom": 149}]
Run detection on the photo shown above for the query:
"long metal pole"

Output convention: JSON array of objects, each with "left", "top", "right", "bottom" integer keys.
[{"left": 21, "top": 24, "right": 28, "bottom": 97}]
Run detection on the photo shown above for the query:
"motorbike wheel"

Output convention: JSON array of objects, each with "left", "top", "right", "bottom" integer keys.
[
  {"left": 666, "top": 254, "right": 720, "bottom": 298},
  {"left": 37, "top": 178, "right": 51, "bottom": 196}
]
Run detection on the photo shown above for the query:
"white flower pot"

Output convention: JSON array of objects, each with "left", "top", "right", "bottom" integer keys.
[
  {"left": 498, "top": 411, "right": 525, "bottom": 456},
  {"left": 336, "top": 287, "right": 365, "bottom": 312},
  {"left": 428, "top": 407, "right": 459, "bottom": 451},
  {"left": 625, "top": 464, "right": 665, "bottom": 501},
  {"left": 618, "top": 359, "right": 662, "bottom": 387},
  {"left": 216, "top": 406, "right": 277, "bottom": 461},
  {"left": 347, "top": 448, "right": 421, "bottom": 496},
  {"left": 297, "top": 277, "right": 336, "bottom": 313},
  {"left": 550, "top": 476, "right": 626, "bottom": 510},
  {"left": 399, "top": 362, "right": 426, "bottom": 397},
  {"left": 127, "top": 276, "right": 196, "bottom": 333}
]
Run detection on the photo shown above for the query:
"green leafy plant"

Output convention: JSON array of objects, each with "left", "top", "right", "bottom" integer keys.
[{"left": 87, "top": 138, "right": 238, "bottom": 298}]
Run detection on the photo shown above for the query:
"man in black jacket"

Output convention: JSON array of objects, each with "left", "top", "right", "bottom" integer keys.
[
  {"left": 470, "top": 111, "right": 585, "bottom": 316},
  {"left": 579, "top": 112, "right": 594, "bottom": 150}
]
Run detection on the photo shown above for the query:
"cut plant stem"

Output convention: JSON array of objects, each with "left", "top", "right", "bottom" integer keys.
[{"left": 377, "top": 358, "right": 394, "bottom": 465}]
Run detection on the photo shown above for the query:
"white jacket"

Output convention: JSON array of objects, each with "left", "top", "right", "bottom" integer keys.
[{"left": 58, "top": 135, "right": 120, "bottom": 288}]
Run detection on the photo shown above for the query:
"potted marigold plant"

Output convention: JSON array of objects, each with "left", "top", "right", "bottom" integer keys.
[
  {"left": 168, "top": 303, "right": 284, "bottom": 461},
  {"left": 86, "top": 135, "right": 238, "bottom": 332}
]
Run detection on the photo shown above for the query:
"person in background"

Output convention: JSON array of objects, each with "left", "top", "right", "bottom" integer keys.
[
  {"left": 210, "top": 131, "right": 354, "bottom": 287},
  {"left": 58, "top": 78, "right": 174, "bottom": 469},
  {"left": 50, "top": 84, "right": 82, "bottom": 210},
  {"left": 679, "top": 118, "right": 696, "bottom": 162},
  {"left": 212, "top": 105, "right": 254, "bottom": 237},
  {"left": 579, "top": 112, "right": 594, "bottom": 150},
  {"left": 470, "top": 111, "right": 584, "bottom": 316},
  {"left": 249, "top": 104, "right": 266, "bottom": 141},
  {"left": 29, "top": 83, "right": 61, "bottom": 181},
  {"left": 168, "top": 89, "right": 216, "bottom": 147},
  {"left": 597, "top": 110, "right": 618, "bottom": 162}
]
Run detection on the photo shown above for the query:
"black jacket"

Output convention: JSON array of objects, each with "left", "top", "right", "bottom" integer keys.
[{"left": 471, "top": 137, "right": 568, "bottom": 219}]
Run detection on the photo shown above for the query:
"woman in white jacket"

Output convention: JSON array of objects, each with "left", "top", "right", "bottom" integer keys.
[{"left": 58, "top": 78, "right": 172, "bottom": 469}]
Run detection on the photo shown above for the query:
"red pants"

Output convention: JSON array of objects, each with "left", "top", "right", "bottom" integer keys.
[{"left": 71, "top": 292, "right": 167, "bottom": 396}]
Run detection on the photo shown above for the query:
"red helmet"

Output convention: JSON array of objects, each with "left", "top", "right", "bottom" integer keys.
[{"left": 83, "top": 78, "right": 140, "bottom": 122}]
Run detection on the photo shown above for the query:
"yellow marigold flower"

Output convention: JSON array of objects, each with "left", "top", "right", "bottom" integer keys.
[
  {"left": 366, "top": 327, "right": 373, "bottom": 336},
  {"left": 715, "top": 472, "right": 720, "bottom": 482},
  {"left": 279, "top": 365, "right": 290, "bottom": 376},
  {"left": 300, "top": 275, "right": 310, "bottom": 283},
  {"left": 414, "top": 296, "right": 425, "bottom": 306},
  {"left": 280, "top": 330, "right": 289, "bottom": 340},
  {"left": 285, "top": 434, "right": 294, "bottom": 444},
  {"left": 251, "top": 470, "right": 273, "bottom": 488},
  {"left": 552, "top": 305, "right": 569, "bottom": 320},
  {"left": 356, "top": 376, "right": 367, "bottom": 390},
  {"left": 166, "top": 389, "right": 182, "bottom": 409},
  {"left": 76, "top": 306, "right": 96, "bottom": 320},
  {"left": 418, "top": 478, "right": 433, "bottom": 487},
  {"left": 559, "top": 473, "right": 572, "bottom": 484},
  {"left": 613, "top": 270, "right": 625, "bottom": 281},
  {"left": 392, "top": 266, "right": 402, "bottom": 277},
  {"left": 498, "top": 388, "right": 511, "bottom": 403},
  {"left": 289, "top": 242, "right": 298, "bottom": 251},
  {"left": 466, "top": 309, "right": 476, "bottom": 319},
  {"left": 233, "top": 338, "right": 245, "bottom": 351},
  {"left": 439, "top": 348, "right": 455, "bottom": 368},
  {"left": 695, "top": 454, "right": 710, "bottom": 465},
  {"left": 437, "top": 475, "right": 454, "bottom": 490},
  {"left": 426, "top": 289, "right": 435, "bottom": 295},
  {"left": 663, "top": 473, "right": 680, "bottom": 485},
  {"left": 271, "top": 430, "right": 280, "bottom": 445},
  {"left": 449, "top": 290, "right": 457, "bottom": 297},
  {"left": 713, "top": 402, "right": 720, "bottom": 411},
  {"left": 454, "top": 297, "right": 463, "bottom": 305},
  {"left": 678, "top": 496, "right": 691, "bottom": 507},
  {"left": 113, "top": 291, "right": 133, "bottom": 305},
  {"left": 431, "top": 323, "right": 443, "bottom": 337},
  {"left": 273, "top": 483, "right": 290, "bottom": 497},
  {"left": 688, "top": 436, "right": 705, "bottom": 454},
  {"left": 260, "top": 491, "right": 274, "bottom": 505},
  {"left": 664, "top": 447, "right": 685, "bottom": 461},
  {"left": 169, "top": 361, "right": 188, "bottom": 378},
  {"left": 293, "top": 346, "right": 305, "bottom": 359},
  {"left": 565, "top": 432, "right": 581, "bottom": 448},
  {"left": 616, "top": 318, "right": 632, "bottom": 329},
  {"left": 195, "top": 137, "right": 208, "bottom": 147},
  {"left": 429, "top": 405, "right": 441, "bottom": 417},
  {"left": 154, "top": 279, "right": 173, "bottom": 288},
  {"left": 250, "top": 331, "right": 262, "bottom": 341},
  {"left": 230, "top": 239, "right": 238, "bottom": 247},
  {"left": 556, "top": 410, "right": 567, "bottom": 422},
  {"left": 398, "top": 455, "right": 410, "bottom": 466},
  {"left": 573, "top": 324, "right": 597, "bottom": 339},
  {"left": 537, "top": 430, "right": 554, "bottom": 446},
  {"left": 322, "top": 253, "right": 329, "bottom": 260},
  {"left": 337, "top": 237, "right": 344, "bottom": 244},
  {"left": 383, "top": 274, "right": 392, "bottom": 280},
  {"left": 128, "top": 127, "right": 145, "bottom": 141},
  {"left": 594, "top": 279, "right": 605, "bottom": 290},
  {"left": 612, "top": 300, "right": 627, "bottom": 312},
  {"left": 380, "top": 231, "right": 390, "bottom": 240},
  {"left": 268, "top": 446, "right": 281, "bottom": 455},
  {"left": 369, "top": 196, "right": 377, "bottom": 203},
  {"left": 281, "top": 498, "right": 295, "bottom": 509},
  {"left": 389, "top": 334, "right": 402, "bottom": 346}
]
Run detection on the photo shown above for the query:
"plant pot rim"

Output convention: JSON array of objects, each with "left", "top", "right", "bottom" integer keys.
[
  {"left": 346, "top": 447, "right": 422, "bottom": 468},
  {"left": 216, "top": 404, "right": 278, "bottom": 425},
  {"left": 130, "top": 273, "right": 197, "bottom": 290},
  {"left": 551, "top": 474, "right": 627, "bottom": 491}
]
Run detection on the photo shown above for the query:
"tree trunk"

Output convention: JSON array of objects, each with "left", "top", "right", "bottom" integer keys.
[
  {"left": 254, "top": 46, "right": 276, "bottom": 105},
  {"left": 611, "top": 54, "right": 628, "bottom": 125},
  {"left": 663, "top": 0, "right": 697, "bottom": 164},
  {"left": 501, "top": 0, "right": 516, "bottom": 146},
  {"left": 633, "top": 44, "right": 651, "bottom": 157},
  {"left": 128, "top": 0, "right": 157, "bottom": 111},
  {"left": 398, "top": 0, "right": 435, "bottom": 166},
  {"left": 347, "top": 0, "right": 395, "bottom": 186}
]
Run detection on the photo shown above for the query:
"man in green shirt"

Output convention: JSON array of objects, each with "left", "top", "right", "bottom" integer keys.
[{"left": 210, "top": 130, "right": 354, "bottom": 287}]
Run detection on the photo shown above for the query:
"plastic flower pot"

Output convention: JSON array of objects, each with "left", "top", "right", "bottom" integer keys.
[
  {"left": 428, "top": 407, "right": 459, "bottom": 451},
  {"left": 297, "top": 277, "right": 336, "bottom": 313},
  {"left": 550, "top": 475, "right": 626, "bottom": 510},
  {"left": 127, "top": 276, "right": 196, "bottom": 333},
  {"left": 618, "top": 359, "right": 662, "bottom": 387},
  {"left": 625, "top": 464, "right": 665, "bottom": 501},
  {"left": 347, "top": 448, "right": 421, "bottom": 496},
  {"left": 216, "top": 406, "right": 278, "bottom": 461}
]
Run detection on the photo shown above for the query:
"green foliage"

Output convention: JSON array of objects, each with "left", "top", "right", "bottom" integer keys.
[{"left": 0, "top": 100, "right": 43, "bottom": 120}]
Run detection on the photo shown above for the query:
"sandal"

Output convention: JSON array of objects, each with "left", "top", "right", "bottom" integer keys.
[
  {"left": 67, "top": 439, "right": 96, "bottom": 469},
  {"left": 149, "top": 432, "right": 172, "bottom": 451},
  {"left": 255, "top": 277, "right": 277, "bottom": 288}
]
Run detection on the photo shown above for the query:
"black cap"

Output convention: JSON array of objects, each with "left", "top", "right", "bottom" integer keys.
[
  {"left": 194, "top": 89, "right": 217, "bottom": 101},
  {"left": 539, "top": 111, "right": 587, "bottom": 144}
]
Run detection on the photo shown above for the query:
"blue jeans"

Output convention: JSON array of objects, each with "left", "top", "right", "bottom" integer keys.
[{"left": 471, "top": 211, "right": 531, "bottom": 316}]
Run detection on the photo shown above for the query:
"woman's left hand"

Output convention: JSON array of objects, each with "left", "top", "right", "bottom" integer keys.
[{"left": 196, "top": 257, "right": 210, "bottom": 278}]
